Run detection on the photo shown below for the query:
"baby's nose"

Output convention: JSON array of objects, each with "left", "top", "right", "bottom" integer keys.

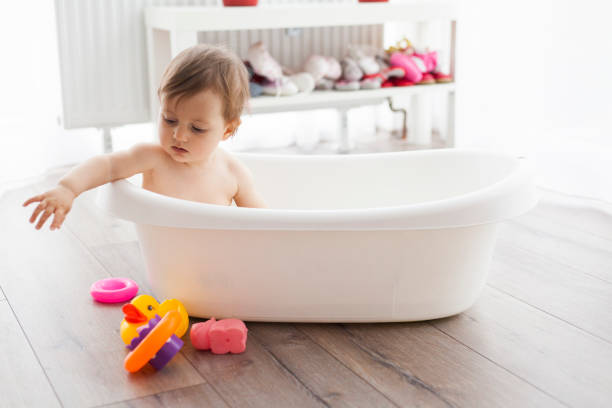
[{"left": 173, "top": 128, "right": 189, "bottom": 142}]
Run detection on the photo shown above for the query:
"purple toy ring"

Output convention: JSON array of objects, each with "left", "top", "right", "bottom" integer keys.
[{"left": 90, "top": 277, "right": 138, "bottom": 303}]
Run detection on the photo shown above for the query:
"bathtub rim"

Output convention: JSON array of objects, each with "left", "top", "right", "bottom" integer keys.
[{"left": 96, "top": 148, "right": 539, "bottom": 231}]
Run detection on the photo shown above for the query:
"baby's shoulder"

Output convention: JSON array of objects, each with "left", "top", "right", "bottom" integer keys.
[
  {"left": 129, "top": 143, "right": 169, "bottom": 165},
  {"left": 218, "top": 148, "right": 244, "bottom": 173},
  {"left": 218, "top": 148, "right": 253, "bottom": 183},
  {"left": 130, "top": 142, "right": 165, "bottom": 156}
]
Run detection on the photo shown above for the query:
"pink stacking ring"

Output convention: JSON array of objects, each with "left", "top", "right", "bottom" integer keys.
[{"left": 90, "top": 277, "right": 139, "bottom": 303}]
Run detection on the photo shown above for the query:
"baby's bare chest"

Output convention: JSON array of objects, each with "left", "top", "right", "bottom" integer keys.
[{"left": 142, "top": 165, "right": 237, "bottom": 206}]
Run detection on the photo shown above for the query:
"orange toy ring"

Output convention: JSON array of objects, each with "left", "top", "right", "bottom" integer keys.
[{"left": 124, "top": 310, "right": 181, "bottom": 373}]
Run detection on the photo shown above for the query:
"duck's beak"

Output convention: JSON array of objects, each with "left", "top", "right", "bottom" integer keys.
[{"left": 122, "top": 303, "right": 148, "bottom": 323}]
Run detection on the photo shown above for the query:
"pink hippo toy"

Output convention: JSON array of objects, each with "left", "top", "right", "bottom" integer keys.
[{"left": 190, "top": 318, "right": 248, "bottom": 354}]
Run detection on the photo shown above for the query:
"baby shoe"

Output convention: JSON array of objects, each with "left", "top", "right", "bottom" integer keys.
[
  {"left": 347, "top": 45, "right": 380, "bottom": 75},
  {"left": 389, "top": 52, "right": 423, "bottom": 83},
  {"left": 262, "top": 77, "right": 299, "bottom": 96},
  {"left": 380, "top": 66, "right": 405, "bottom": 80},
  {"left": 341, "top": 57, "right": 363, "bottom": 82},
  {"left": 360, "top": 73, "right": 384, "bottom": 89},
  {"left": 324, "top": 56, "right": 342, "bottom": 80},
  {"left": 289, "top": 72, "right": 315, "bottom": 93},
  {"left": 417, "top": 73, "right": 436, "bottom": 85},
  {"left": 414, "top": 49, "right": 438, "bottom": 73},
  {"left": 433, "top": 72, "right": 453, "bottom": 83},
  {"left": 303, "top": 55, "right": 328, "bottom": 81},
  {"left": 358, "top": 55, "right": 380, "bottom": 75},
  {"left": 247, "top": 42, "right": 283, "bottom": 82},
  {"left": 391, "top": 77, "right": 415, "bottom": 87},
  {"left": 303, "top": 55, "right": 342, "bottom": 81},
  {"left": 334, "top": 80, "right": 360, "bottom": 91},
  {"left": 375, "top": 54, "right": 390, "bottom": 70},
  {"left": 315, "top": 78, "right": 335, "bottom": 91}
]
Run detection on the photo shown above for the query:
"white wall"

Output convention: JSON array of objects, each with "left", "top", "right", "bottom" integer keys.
[{"left": 456, "top": 0, "right": 612, "bottom": 202}]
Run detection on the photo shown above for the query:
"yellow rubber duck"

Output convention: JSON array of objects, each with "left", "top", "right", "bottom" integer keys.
[{"left": 120, "top": 294, "right": 189, "bottom": 345}]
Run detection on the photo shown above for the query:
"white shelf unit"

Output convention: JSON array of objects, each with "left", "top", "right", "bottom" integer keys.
[{"left": 144, "top": 2, "right": 457, "bottom": 151}]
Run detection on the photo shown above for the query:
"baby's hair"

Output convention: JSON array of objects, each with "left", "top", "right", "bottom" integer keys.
[{"left": 158, "top": 44, "right": 250, "bottom": 126}]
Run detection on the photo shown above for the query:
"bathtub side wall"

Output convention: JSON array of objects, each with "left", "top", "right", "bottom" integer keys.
[
  {"left": 237, "top": 151, "right": 518, "bottom": 210},
  {"left": 136, "top": 223, "right": 498, "bottom": 322}
]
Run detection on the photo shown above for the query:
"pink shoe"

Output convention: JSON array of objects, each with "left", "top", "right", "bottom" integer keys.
[
  {"left": 414, "top": 50, "right": 438, "bottom": 73},
  {"left": 434, "top": 72, "right": 453, "bottom": 83},
  {"left": 417, "top": 73, "right": 436, "bottom": 85},
  {"left": 389, "top": 52, "right": 423, "bottom": 83}
]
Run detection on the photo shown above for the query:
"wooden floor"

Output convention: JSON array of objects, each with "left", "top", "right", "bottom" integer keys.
[{"left": 1, "top": 173, "right": 611, "bottom": 408}]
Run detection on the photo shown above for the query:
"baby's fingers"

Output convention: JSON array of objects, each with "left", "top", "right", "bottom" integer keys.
[
  {"left": 29, "top": 202, "right": 47, "bottom": 224},
  {"left": 35, "top": 207, "right": 55, "bottom": 230},
  {"left": 50, "top": 209, "right": 67, "bottom": 231},
  {"left": 23, "top": 195, "right": 43, "bottom": 207}
]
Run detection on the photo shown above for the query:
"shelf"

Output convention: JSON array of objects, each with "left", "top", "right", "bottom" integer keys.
[
  {"left": 145, "top": 1, "right": 458, "bottom": 32},
  {"left": 246, "top": 82, "right": 455, "bottom": 114}
]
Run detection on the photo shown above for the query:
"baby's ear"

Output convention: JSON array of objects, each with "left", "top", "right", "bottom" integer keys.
[{"left": 223, "top": 118, "right": 241, "bottom": 140}]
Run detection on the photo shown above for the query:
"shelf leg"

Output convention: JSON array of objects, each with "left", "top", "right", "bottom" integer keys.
[
  {"left": 387, "top": 97, "right": 407, "bottom": 139},
  {"left": 101, "top": 127, "right": 113, "bottom": 153},
  {"left": 337, "top": 107, "right": 352, "bottom": 154},
  {"left": 446, "top": 91, "right": 456, "bottom": 148}
]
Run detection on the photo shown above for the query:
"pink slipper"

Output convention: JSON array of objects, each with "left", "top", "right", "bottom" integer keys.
[
  {"left": 434, "top": 72, "right": 453, "bottom": 83},
  {"left": 389, "top": 52, "right": 423, "bottom": 83},
  {"left": 417, "top": 73, "right": 436, "bottom": 85}
]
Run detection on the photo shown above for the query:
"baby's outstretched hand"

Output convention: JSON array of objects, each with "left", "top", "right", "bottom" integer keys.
[{"left": 23, "top": 185, "right": 76, "bottom": 230}]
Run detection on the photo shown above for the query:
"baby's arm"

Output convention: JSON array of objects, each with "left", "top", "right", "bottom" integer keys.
[
  {"left": 23, "top": 143, "right": 164, "bottom": 230},
  {"left": 230, "top": 158, "right": 267, "bottom": 209}
]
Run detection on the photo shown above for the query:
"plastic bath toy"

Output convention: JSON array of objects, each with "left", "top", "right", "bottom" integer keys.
[
  {"left": 190, "top": 318, "right": 248, "bottom": 354},
  {"left": 90, "top": 277, "right": 138, "bottom": 303},
  {"left": 124, "top": 311, "right": 184, "bottom": 372},
  {"left": 120, "top": 294, "right": 189, "bottom": 345}
]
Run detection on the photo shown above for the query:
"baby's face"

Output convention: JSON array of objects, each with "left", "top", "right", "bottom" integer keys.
[{"left": 158, "top": 89, "right": 234, "bottom": 165}]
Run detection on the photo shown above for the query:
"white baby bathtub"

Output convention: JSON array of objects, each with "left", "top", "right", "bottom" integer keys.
[{"left": 97, "top": 149, "right": 538, "bottom": 322}]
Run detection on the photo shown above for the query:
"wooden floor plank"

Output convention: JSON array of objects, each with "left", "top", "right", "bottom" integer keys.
[
  {"left": 338, "top": 322, "right": 564, "bottom": 408},
  {"left": 297, "top": 324, "right": 452, "bottom": 408},
  {"left": 529, "top": 198, "right": 612, "bottom": 242},
  {"left": 101, "top": 383, "right": 229, "bottom": 408},
  {"left": 249, "top": 323, "right": 398, "bottom": 407},
  {"left": 500, "top": 215, "right": 612, "bottom": 283},
  {"left": 0, "top": 300, "right": 61, "bottom": 408},
  {"left": 180, "top": 327, "right": 326, "bottom": 408},
  {"left": 0, "top": 188, "right": 205, "bottom": 408},
  {"left": 433, "top": 287, "right": 612, "bottom": 407},
  {"left": 489, "top": 241, "right": 612, "bottom": 342}
]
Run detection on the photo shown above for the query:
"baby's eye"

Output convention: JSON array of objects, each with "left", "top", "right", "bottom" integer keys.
[
  {"left": 164, "top": 118, "right": 177, "bottom": 125},
  {"left": 192, "top": 126, "right": 206, "bottom": 133}
]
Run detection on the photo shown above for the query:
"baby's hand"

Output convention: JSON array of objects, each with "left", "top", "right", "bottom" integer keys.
[{"left": 22, "top": 185, "right": 76, "bottom": 230}]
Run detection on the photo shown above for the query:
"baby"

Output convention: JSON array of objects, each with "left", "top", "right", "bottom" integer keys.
[{"left": 24, "top": 44, "right": 266, "bottom": 230}]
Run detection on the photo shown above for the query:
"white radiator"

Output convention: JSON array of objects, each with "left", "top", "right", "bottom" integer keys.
[{"left": 54, "top": 0, "right": 384, "bottom": 129}]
